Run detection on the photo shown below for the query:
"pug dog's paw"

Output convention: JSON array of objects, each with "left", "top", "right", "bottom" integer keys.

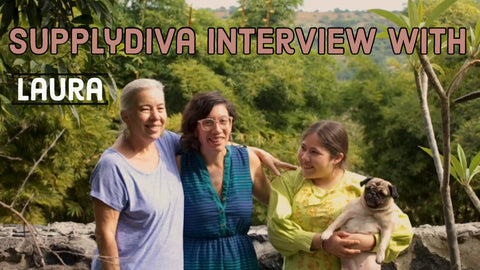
[
  {"left": 375, "top": 252, "right": 385, "bottom": 264},
  {"left": 321, "top": 230, "right": 333, "bottom": 240}
]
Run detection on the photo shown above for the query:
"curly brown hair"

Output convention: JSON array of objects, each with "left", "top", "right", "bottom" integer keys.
[{"left": 181, "top": 91, "right": 237, "bottom": 152}]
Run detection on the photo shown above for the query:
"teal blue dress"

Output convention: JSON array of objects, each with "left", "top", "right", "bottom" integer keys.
[{"left": 181, "top": 145, "right": 259, "bottom": 270}]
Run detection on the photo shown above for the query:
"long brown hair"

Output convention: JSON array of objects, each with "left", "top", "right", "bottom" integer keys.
[{"left": 302, "top": 120, "right": 349, "bottom": 169}]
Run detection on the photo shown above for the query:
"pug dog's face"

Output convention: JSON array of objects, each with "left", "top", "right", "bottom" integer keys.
[{"left": 360, "top": 178, "right": 399, "bottom": 209}]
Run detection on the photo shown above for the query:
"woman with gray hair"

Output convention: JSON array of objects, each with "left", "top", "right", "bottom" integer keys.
[{"left": 90, "top": 78, "right": 184, "bottom": 270}]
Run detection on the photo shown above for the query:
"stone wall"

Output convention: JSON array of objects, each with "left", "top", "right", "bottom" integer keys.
[
  {"left": 391, "top": 223, "right": 480, "bottom": 270},
  {"left": 0, "top": 222, "right": 479, "bottom": 269}
]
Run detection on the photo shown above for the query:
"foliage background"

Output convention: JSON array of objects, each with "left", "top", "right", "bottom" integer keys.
[{"left": 0, "top": 0, "right": 479, "bottom": 226}]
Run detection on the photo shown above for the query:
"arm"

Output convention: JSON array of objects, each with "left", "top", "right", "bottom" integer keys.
[
  {"left": 246, "top": 146, "right": 297, "bottom": 176},
  {"left": 247, "top": 148, "right": 270, "bottom": 205},
  {"left": 93, "top": 199, "right": 121, "bottom": 270},
  {"left": 176, "top": 155, "right": 182, "bottom": 174},
  {"left": 267, "top": 171, "right": 316, "bottom": 256},
  {"left": 321, "top": 231, "right": 363, "bottom": 259},
  {"left": 341, "top": 233, "right": 376, "bottom": 252},
  {"left": 268, "top": 172, "right": 362, "bottom": 258}
]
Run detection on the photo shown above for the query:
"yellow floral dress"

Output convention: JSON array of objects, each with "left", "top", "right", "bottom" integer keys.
[{"left": 267, "top": 169, "right": 413, "bottom": 270}]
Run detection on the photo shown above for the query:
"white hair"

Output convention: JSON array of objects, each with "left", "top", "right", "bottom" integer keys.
[
  {"left": 120, "top": 78, "right": 165, "bottom": 113},
  {"left": 119, "top": 78, "right": 165, "bottom": 136}
]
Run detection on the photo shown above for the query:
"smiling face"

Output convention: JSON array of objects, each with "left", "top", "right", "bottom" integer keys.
[
  {"left": 121, "top": 88, "right": 167, "bottom": 143},
  {"left": 197, "top": 104, "right": 232, "bottom": 154},
  {"left": 297, "top": 133, "right": 344, "bottom": 181}
]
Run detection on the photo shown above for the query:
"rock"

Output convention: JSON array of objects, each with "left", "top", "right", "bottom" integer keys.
[
  {"left": 249, "top": 226, "right": 283, "bottom": 269},
  {"left": 0, "top": 222, "right": 96, "bottom": 269},
  {"left": 0, "top": 222, "right": 479, "bottom": 269},
  {"left": 387, "top": 223, "right": 480, "bottom": 270}
]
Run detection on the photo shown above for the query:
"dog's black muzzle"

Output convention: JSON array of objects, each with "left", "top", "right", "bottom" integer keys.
[{"left": 365, "top": 190, "right": 383, "bottom": 209}]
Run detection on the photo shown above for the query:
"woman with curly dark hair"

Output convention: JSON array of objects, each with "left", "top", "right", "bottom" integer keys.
[{"left": 178, "top": 91, "right": 270, "bottom": 270}]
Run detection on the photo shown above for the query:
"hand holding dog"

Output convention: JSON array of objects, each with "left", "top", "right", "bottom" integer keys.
[
  {"left": 342, "top": 233, "right": 376, "bottom": 252},
  {"left": 321, "top": 231, "right": 362, "bottom": 259}
]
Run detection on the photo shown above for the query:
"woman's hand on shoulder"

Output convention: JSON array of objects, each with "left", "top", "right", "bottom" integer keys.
[{"left": 247, "top": 146, "right": 297, "bottom": 176}]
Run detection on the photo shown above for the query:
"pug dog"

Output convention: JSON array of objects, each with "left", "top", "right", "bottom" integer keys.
[{"left": 321, "top": 177, "right": 399, "bottom": 270}]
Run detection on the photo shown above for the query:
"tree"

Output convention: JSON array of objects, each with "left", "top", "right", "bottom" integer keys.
[
  {"left": 0, "top": 105, "right": 119, "bottom": 224},
  {"left": 0, "top": 0, "right": 118, "bottom": 224},
  {"left": 370, "top": 0, "right": 480, "bottom": 268},
  {"left": 339, "top": 55, "right": 445, "bottom": 225},
  {"left": 231, "top": 0, "right": 302, "bottom": 27},
  {"left": 0, "top": 0, "right": 119, "bottom": 123},
  {"left": 0, "top": 0, "right": 114, "bottom": 38}
]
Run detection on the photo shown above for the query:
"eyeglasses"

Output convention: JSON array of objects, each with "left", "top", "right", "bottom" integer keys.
[{"left": 197, "top": 116, "right": 233, "bottom": 131}]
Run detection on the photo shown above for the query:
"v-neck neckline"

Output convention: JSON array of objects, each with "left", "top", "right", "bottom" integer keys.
[{"left": 195, "top": 146, "right": 232, "bottom": 208}]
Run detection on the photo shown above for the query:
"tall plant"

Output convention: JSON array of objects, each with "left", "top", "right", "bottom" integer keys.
[
  {"left": 420, "top": 144, "right": 480, "bottom": 213},
  {"left": 370, "top": 0, "right": 480, "bottom": 269}
]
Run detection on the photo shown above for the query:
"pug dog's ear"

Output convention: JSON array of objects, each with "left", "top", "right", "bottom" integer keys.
[
  {"left": 360, "top": 177, "right": 373, "bottom": 187},
  {"left": 389, "top": 185, "right": 399, "bottom": 199}
]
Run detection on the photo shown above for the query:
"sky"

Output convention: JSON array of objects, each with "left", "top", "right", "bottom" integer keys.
[{"left": 185, "top": 0, "right": 409, "bottom": 12}]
